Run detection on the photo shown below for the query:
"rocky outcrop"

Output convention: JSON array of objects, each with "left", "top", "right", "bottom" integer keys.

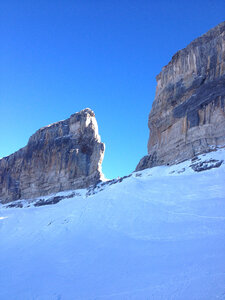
[
  {"left": 136, "top": 21, "right": 225, "bottom": 171},
  {"left": 0, "top": 108, "right": 105, "bottom": 203}
]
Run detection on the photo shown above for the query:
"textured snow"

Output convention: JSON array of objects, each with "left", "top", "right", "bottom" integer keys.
[{"left": 0, "top": 149, "right": 225, "bottom": 299}]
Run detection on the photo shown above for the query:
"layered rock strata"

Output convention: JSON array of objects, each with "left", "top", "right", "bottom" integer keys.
[
  {"left": 136, "top": 21, "right": 225, "bottom": 171},
  {"left": 0, "top": 108, "right": 105, "bottom": 203}
]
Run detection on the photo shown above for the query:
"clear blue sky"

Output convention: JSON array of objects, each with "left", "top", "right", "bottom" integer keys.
[{"left": 0, "top": 0, "right": 224, "bottom": 179}]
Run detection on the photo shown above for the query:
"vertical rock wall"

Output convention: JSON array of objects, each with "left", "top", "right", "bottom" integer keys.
[
  {"left": 136, "top": 21, "right": 225, "bottom": 171},
  {"left": 0, "top": 108, "right": 105, "bottom": 203}
]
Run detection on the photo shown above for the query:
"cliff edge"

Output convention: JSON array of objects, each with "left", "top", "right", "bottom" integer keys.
[
  {"left": 136, "top": 21, "right": 225, "bottom": 171},
  {"left": 0, "top": 108, "right": 105, "bottom": 203}
]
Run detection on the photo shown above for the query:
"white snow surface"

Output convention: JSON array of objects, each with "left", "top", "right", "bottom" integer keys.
[{"left": 0, "top": 149, "right": 225, "bottom": 299}]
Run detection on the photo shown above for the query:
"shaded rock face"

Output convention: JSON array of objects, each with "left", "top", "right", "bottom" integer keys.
[
  {"left": 136, "top": 21, "right": 225, "bottom": 171},
  {"left": 0, "top": 108, "right": 105, "bottom": 203}
]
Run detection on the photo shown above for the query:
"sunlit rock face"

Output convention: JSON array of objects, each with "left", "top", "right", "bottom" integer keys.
[
  {"left": 0, "top": 108, "right": 105, "bottom": 203},
  {"left": 136, "top": 21, "right": 225, "bottom": 171}
]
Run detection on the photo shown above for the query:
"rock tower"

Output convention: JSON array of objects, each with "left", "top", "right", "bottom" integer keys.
[
  {"left": 136, "top": 21, "right": 225, "bottom": 171},
  {"left": 0, "top": 108, "right": 105, "bottom": 203}
]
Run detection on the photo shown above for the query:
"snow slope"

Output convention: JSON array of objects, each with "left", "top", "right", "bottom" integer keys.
[{"left": 0, "top": 149, "right": 225, "bottom": 300}]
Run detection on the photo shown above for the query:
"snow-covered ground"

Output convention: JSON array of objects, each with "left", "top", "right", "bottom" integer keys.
[{"left": 0, "top": 149, "right": 225, "bottom": 299}]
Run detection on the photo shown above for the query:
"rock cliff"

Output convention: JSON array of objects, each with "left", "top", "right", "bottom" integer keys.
[
  {"left": 0, "top": 108, "right": 105, "bottom": 203},
  {"left": 136, "top": 21, "right": 225, "bottom": 171}
]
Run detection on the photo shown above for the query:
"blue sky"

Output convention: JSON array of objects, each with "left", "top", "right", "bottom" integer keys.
[{"left": 0, "top": 0, "right": 224, "bottom": 179}]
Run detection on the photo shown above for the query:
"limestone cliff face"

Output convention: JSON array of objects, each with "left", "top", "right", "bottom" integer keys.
[
  {"left": 0, "top": 108, "right": 105, "bottom": 203},
  {"left": 136, "top": 21, "right": 225, "bottom": 171}
]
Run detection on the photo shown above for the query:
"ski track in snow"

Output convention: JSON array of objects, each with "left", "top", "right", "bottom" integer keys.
[{"left": 166, "top": 211, "right": 225, "bottom": 220}]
